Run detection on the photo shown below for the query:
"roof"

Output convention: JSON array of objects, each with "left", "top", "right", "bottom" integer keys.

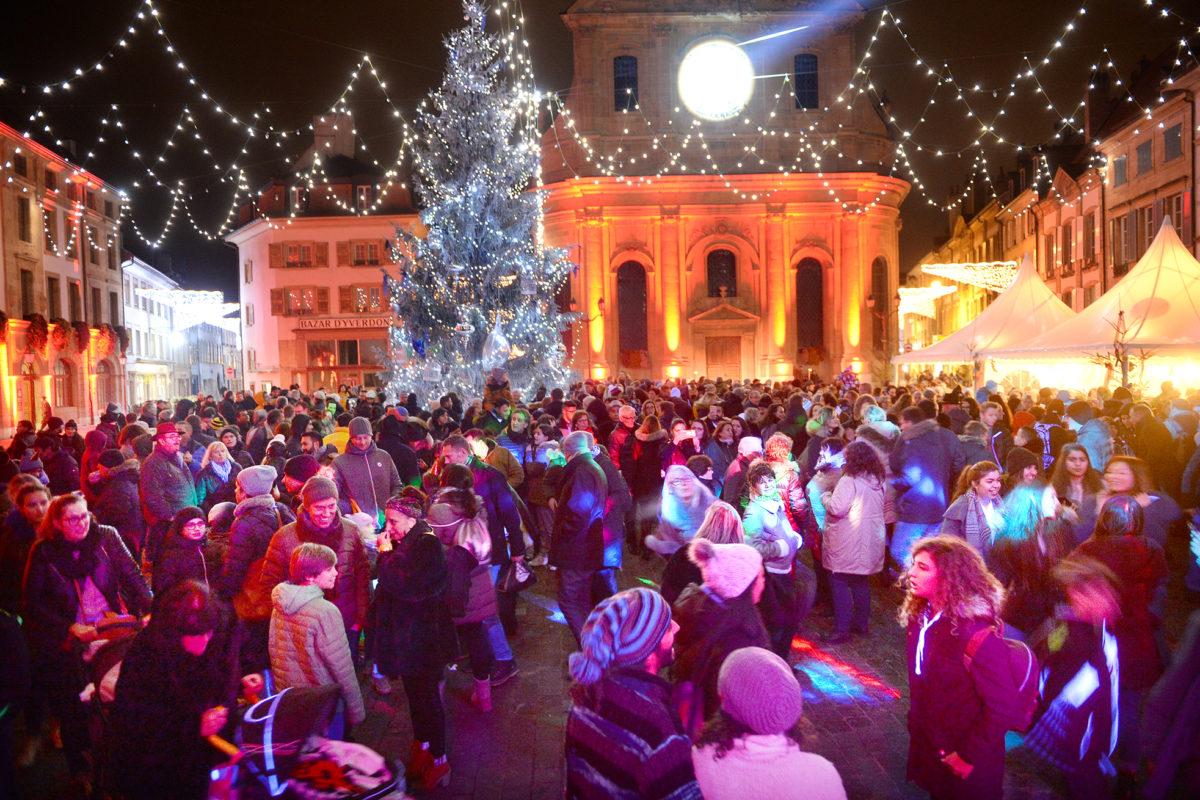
[
  {"left": 988, "top": 220, "right": 1200, "bottom": 359},
  {"left": 892, "top": 254, "right": 1075, "bottom": 364}
]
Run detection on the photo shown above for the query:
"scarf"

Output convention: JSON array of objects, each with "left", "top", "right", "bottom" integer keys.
[
  {"left": 46, "top": 529, "right": 101, "bottom": 580},
  {"left": 210, "top": 458, "right": 233, "bottom": 482},
  {"left": 963, "top": 489, "right": 997, "bottom": 546}
]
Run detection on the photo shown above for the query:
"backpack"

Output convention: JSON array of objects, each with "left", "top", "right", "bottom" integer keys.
[{"left": 963, "top": 623, "right": 1040, "bottom": 733}]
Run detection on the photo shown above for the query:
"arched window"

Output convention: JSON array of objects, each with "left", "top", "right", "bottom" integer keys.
[
  {"left": 53, "top": 359, "right": 74, "bottom": 408},
  {"left": 706, "top": 249, "right": 737, "bottom": 298},
  {"left": 617, "top": 261, "right": 649, "bottom": 357},
  {"left": 871, "top": 257, "right": 888, "bottom": 352},
  {"left": 614, "top": 56, "right": 638, "bottom": 112},
  {"left": 794, "top": 54, "right": 818, "bottom": 109},
  {"left": 96, "top": 359, "right": 116, "bottom": 409},
  {"left": 795, "top": 258, "right": 824, "bottom": 348}
]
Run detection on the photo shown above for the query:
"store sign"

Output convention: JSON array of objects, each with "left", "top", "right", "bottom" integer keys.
[{"left": 297, "top": 316, "right": 390, "bottom": 331}]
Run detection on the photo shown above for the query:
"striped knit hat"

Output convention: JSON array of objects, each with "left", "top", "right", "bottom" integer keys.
[{"left": 569, "top": 588, "right": 672, "bottom": 686}]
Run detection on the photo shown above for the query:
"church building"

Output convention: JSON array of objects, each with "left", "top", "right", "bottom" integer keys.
[{"left": 540, "top": 0, "right": 909, "bottom": 382}]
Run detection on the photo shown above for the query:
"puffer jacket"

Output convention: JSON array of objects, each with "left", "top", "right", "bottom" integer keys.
[
  {"left": 195, "top": 462, "right": 242, "bottom": 514},
  {"left": 153, "top": 528, "right": 211, "bottom": 596},
  {"left": 216, "top": 495, "right": 295, "bottom": 603},
  {"left": 743, "top": 494, "right": 802, "bottom": 574},
  {"left": 258, "top": 511, "right": 371, "bottom": 629},
  {"left": 630, "top": 428, "right": 668, "bottom": 501},
  {"left": 331, "top": 440, "right": 401, "bottom": 520},
  {"left": 445, "top": 545, "right": 498, "bottom": 624},
  {"left": 821, "top": 473, "right": 886, "bottom": 575},
  {"left": 92, "top": 462, "right": 147, "bottom": 552},
  {"left": 269, "top": 582, "right": 365, "bottom": 725}
]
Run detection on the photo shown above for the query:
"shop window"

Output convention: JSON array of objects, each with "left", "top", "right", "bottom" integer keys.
[{"left": 337, "top": 340, "right": 360, "bottom": 366}]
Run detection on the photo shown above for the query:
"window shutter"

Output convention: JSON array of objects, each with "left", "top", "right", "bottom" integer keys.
[
  {"left": 379, "top": 239, "right": 392, "bottom": 263},
  {"left": 336, "top": 241, "right": 350, "bottom": 266},
  {"left": 1124, "top": 210, "right": 1135, "bottom": 263},
  {"left": 339, "top": 286, "right": 353, "bottom": 313},
  {"left": 270, "top": 288, "right": 284, "bottom": 315},
  {"left": 315, "top": 287, "right": 330, "bottom": 315},
  {"left": 1183, "top": 188, "right": 1193, "bottom": 246},
  {"left": 269, "top": 243, "right": 283, "bottom": 268},
  {"left": 314, "top": 242, "right": 329, "bottom": 268}
]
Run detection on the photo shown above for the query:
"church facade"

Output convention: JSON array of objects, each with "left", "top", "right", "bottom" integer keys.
[{"left": 540, "top": 0, "right": 909, "bottom": 382}]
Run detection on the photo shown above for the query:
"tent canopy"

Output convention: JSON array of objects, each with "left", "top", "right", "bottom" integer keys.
[
  {"left": 893, "top": 254, "right": 1075, "bottom": 364},
  {"left": 988, "top": 219, "right": 1200, "bottom": 359}
]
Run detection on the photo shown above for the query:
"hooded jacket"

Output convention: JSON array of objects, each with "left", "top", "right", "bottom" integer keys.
[
  {"left": 92, "top": 461, "right": 147, "bottom": 552},
  {"left": 743, "top": 493, "right": 802, "bottom": 574},
  {"left": 269, "top": 582, "right": 366, "bottom": 725},
  {"left": 217, "top": 494, "right": 295, "bottom": 603},
  {"left": 259, "top": 510, "right": 370, "bottom": 630},
  {"left": 153, "top": 527, "right": 210, "bottom": 596},
  {"left": 550, "top": 452, "right": 608, "bottom": 570},
  {"left": 890, "top": 419, "right": 959, "bottom": 524},
  {"left": 140, "top": 446, "right": 198, "bottom": 528},
  {"left": 822, "top": 473, "right": 887, "bottom": 575},
  {"left": 331, "top": 439, "right": 401, "bottom": 520},
  {"left": 377, "top": 416, "right": 421, "bottom": 487}
]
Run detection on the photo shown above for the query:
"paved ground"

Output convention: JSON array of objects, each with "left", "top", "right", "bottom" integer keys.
[{"left": 17, "top": 527, "right": 1200, "bottom": 800}]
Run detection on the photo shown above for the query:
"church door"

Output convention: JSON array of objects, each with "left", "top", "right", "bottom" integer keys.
[{"left": 705, "top": 336, "right": 741, "bottom": 379}]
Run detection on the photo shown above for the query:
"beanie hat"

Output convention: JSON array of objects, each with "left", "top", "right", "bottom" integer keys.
[
  {"left": 1112, "top": 386, "right": 1133, "bottom": 402},
  {"left": 300, "top": 476, "right": 339, "bottom": 506},
  {"left": 737, "top": 436, "right": 764, "bottom": 457},
  {"left": 1067, "top": 400, "right": 1094, "bottom": 425},
  {"left": 561, "top": 430, "right": 594, "bottom": 458},
  {"left": 236, "top": 464, "right": 277, "bottom": 498},
  {"left": 718, "top": 647, "right": 804, "bottom": 735},
  {"left": 348, "top": 416, "right": 373, "bottom": 438},
  {"left": 1005, "top": 446, "right": 1040, "bottom": 476},
  {"left": 569, "top": 588, "right": 672, "bottom": 686},
  {"left": 283, "top": 454, "right": 321, "bottom": 483},
  {"left": 207, "top": 502, "right": 236, "bottom": 533},
  {"left": 98, "top": 449, "right": 126, "bottom": 469},
  {"left": 1012, "top": 411, "right": 1035, "bottom": 431},
  {"left": 19, "top": 453, "right": 43, "bottom": 472},
  {"left": 688, "top": 539, "right": 763, "bottom": 600},
  {"left": 386, "top": 493, "right": 425, "bottom": 521},
  {"left": 217, "top": 425, "right": 240, "bottom": 441}
]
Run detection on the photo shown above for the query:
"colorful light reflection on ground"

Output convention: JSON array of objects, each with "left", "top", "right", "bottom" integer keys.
[{"left": 791, "top": 636, "right": 902, "bottom": 705}]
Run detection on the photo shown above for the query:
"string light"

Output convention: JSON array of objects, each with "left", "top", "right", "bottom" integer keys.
[{"left": 920, "top": 262, "right": 1019, "bottom": 293}]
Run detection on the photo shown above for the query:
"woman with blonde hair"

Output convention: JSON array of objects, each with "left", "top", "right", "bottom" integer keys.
[
  {"left": 660, "top": 500, "right": 745, "bottom": 604},
  {"left": 648, "top": 464, "right": 716, "bottom": 556},
  {"left": 196, "top": 440, "right": 241, "bottom": 513},
  {"left": 901, "top": 535, "right": 1009, "bottom": 800}
]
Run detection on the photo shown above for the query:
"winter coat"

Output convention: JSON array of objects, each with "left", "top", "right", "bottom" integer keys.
[
  {"left": 216, "top": 495, "right": 294, "bottom": 603},
  {"left": 743, "top": 494, "right": 802, "bottom": 574},
  {"left": 377, "top": 429, "right": 421, "bottom": 488},
  {"left": 245, "top": 425, "right": 270, "bottom": 464},
  {"left": 1135, "top": 416, "right": 1180, "bottom": 492},
  {"left": 22, "top": 522, "right": 152, "bottom": 660},
  {"left": 906, "top": 612, "right": 1009, "bottom": 800},
  {"left": 109, "top": 609, "right": 240, "bottom": 800},
  {"left": 259, "top": 511, "right": 370, "bottom": 630},
  {"left": 153, "top": 529, "right": 211, "bottom": 596},
  {"left": 485, "top": 442, "right": 525, "bottom": 489},
  {"left": 595, "top": 448, "right": 632, "bottom": 550},
  {"left": 958, "top": 436, "right": 993, "bottom": 468},
  {"left": 890, "top": 419, "right": 958, "bottom": 524},
  {"left": 940, "top": 492, "right": 1000, "bottom": 556},
  {"left": 42, "top": 449, "right": 80, "bottom": 496},
  {"left": 195, "top": 461, "right": 242, "bottom": 514},
  {"left": 269, "top": 582, "right": 366, "bottom": 725},
  {"left": 1073, "top": 533, "right": 1169, "bottom": 689},
  {"left": 672, "top": 583, "right": 769, "bottom": 725},
  {"left": 227, "top": 442, "right": 255, "bottom": 470},
  {"left": 139, "top": 446, "right": 198, "bottom": 528},
  {"left": 92, "top": 462, "right": 147, "bottom": 553},
  {"left": 372, "top": 524, "right": 456, "bottom": 677},
  {"left": 720, "top": 454, "right": 755, "bottom": 511},
  {"left": 607, "top": 423, "right": 637, "bottom": 476},
  {"left": 331, "top": 440, "right": 401, "bottom": 521},
  {"left": 821, "top": 473, "right": 886, "bottom": 575},
  {"left": 1142, "top": 609, "right": 1200, "bottom": 800},
  {"left": 469, "top": 456, "right": 526, "bottom": 565},
  {"left": 693, "top": 736, "right": 846, "bottom": 800},
  {"left": 659, "top": 547, "right": 703, "bottom": 607},
  {"left": 0, "top": 509, "right": 38, "bottom": 614},
  {"left": 704, "top": 439, "right": 737, "bottom": 494},
  {"left": 550, "top": 453, "right": 608, "bottom": 570},
  {"left": 80, "top": 431, "right": 108, "bottom": 501},
  {"left": 630, "top": 428, "right": 668, "bottom": 501},
  {"left": 661, "top": 436, "right": 701, "bottom": 471},
  {"left": 445, "top": 545, "right": 498, "bottom": 624}
]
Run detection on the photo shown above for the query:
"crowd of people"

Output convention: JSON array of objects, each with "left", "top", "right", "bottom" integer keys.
[{"left": 0, "top": 372, "right": 1197, "bottom": 799}]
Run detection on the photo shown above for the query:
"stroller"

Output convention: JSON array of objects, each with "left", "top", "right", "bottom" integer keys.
[{"left": 208, "top": 684, "right": 407, "bottom": 800}]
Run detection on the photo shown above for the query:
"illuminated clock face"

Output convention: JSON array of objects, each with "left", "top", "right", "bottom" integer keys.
[{"left": 677, "top": 39, "right": 754, "bottom": 121}]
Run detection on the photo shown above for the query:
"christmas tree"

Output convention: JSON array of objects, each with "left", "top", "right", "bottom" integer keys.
[{"left": 386, "top": 0, "right": 576, "bottom": 401}]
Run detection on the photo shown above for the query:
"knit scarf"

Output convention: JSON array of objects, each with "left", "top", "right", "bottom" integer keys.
[
  {"left": 210, "top": 458, "right": 233, "bottom": 482},
  {"left": 963, "top": 490, "right": 997, "bottom": 546},
  {"left": 45, "top": 529, "right": 101, "bottom": 580}
]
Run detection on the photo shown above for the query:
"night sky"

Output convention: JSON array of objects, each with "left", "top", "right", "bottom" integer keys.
[{"left": 0, "top": 0, "right": 1190, "bottom": 300}]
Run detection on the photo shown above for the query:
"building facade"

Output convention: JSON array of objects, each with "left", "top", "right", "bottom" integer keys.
[
  {"left": 540, "top": 0, "right": 908, "bottom": 382},
  {"left": 121, "top": 253, "right": 190, "bottom": 403},
  {"left": 0, "top": 120, "right": 127, "bottom": 435},
  {"left": 226, "top": 115, "right": 417, "bottom": 393},
  {"left": 187, "top": 322, "right": 241, "bottom": 398}
]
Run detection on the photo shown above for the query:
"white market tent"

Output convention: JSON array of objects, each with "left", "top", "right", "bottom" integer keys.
[
  {"left": 893, "top": 254, "right": 1075, "bottom": 365},
  {"left": 987, "top": 220, "right": 1200, "bottom": 359}
]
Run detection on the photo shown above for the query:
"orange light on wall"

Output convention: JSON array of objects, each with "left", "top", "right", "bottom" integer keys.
[
  {"left": 589, "top": 299, "right": 605, "bottom": 354},
  {"left": 665, "top": 311, "right": 679, "bottom": 352},
  {"left": 851, "top": 358, "right": 863, "bottom": 374},
  {"left": 667, "top": 365, "right": 680, "bottom": 378},
  {"left": 775, "top": 361, "right": 791, "bottom": 375},
  {"left": 591, "top": 365, "right": 607, "bottom": 380},
  {"left": 846, "top": 301, "right": 860, "bottom": 348}
]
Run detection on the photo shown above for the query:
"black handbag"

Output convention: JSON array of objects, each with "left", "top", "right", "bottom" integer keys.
[{"left": 496, "top": 559, "right": 537, "bottom": 593}]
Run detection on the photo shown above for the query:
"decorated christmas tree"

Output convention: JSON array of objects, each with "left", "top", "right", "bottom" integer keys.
[{"left": 385, "top": 0, "right": 576, "bottom": 401}]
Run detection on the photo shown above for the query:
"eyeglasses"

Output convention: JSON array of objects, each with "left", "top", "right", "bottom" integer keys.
[{"left": 62, "top": 513, "right": 90, "bottom": 525}]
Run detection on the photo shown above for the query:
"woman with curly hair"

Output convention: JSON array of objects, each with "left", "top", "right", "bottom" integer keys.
[
  {"left": 1049, "top": 443, "right": 1104, "bottom": 544},
  {"left": 901, "top": 535, "right": 1010, "bottom": 800},
  {"left": 692, "top": 647, "right": 845, "bottom": 800},
  {"left": 940, "top": 461, "right": 1003, "bottom": 556}
]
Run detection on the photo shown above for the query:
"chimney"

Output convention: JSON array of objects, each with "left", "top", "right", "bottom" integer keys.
[{"left": 312, "top": 113, "right": 355, "bottom": 160}]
